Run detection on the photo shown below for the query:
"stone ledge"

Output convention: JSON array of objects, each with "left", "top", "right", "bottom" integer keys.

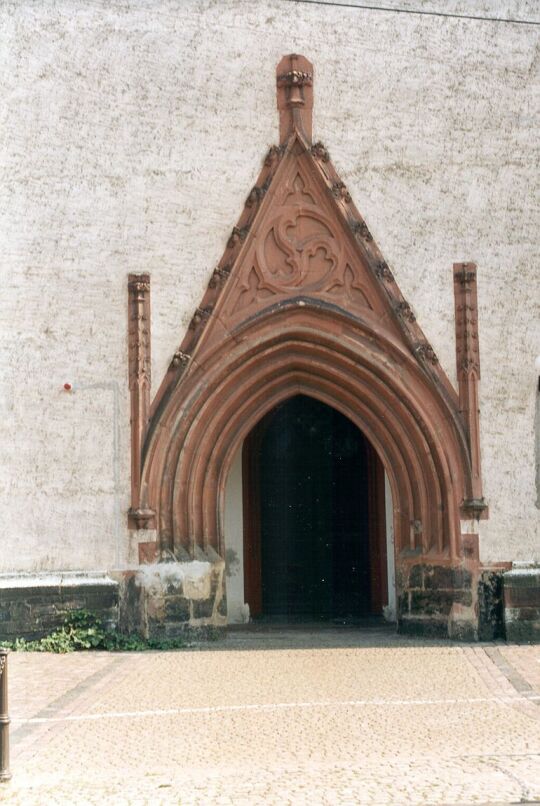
[
  {"left": 0, "top": 572, "right": 119, "bottom": 639},
  {"left": 0, "top": 572, "right": 118, "bottom": 589},
  {"left": 117, "top": 558, "right": 227, "bottom": 638},
  {"left": 397, "top": 617, "right": 448, "bottom": 639}
]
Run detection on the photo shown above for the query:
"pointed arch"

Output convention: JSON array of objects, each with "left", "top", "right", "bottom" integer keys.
[
  {"left": 141, "top": 299, "right": 473, "bottom": 561},
  {"left": 129, "top": 54, "right": 487, "bottom": 635}
]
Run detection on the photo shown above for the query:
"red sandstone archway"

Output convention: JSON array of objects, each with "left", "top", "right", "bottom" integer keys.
[
  {"left": 127, "top": 55, "right": 487, "bottom": 634},
  {"left": 142, "top": 302, "right": 470, "bottom": 561}
]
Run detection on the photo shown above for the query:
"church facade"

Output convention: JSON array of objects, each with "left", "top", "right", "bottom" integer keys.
[{"left": 1, "top": 2, "right": 539, "bottom": 641}]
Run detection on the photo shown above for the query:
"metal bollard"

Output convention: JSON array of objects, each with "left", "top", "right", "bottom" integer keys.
[{"left": 0, "top": 649, "right": 11, "bottom": 782}]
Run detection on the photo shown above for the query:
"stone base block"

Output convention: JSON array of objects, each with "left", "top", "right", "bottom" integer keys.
[
  {"left": 397, "top": 563, "right": 477, "bottom": 641},
  {"left": 0, "top": 573, "right": 118, "bottom": 640},
  {"left": 117, "top": 552, "right": 227, "bottom": 639},
  {"left": 503, "top": 566, "right": 540, "bottom": 642}
]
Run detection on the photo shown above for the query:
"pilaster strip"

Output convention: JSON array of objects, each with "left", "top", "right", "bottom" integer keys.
[
  {"left": 127, "top": 274, "right": 155, "bottom": 529},
  {"left": 453, "top": 263, "right": 486, "bottom": 515}
]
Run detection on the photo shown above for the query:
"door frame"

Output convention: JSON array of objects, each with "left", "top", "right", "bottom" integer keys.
[{"left": 242, "top": 408, "right": 388, "bottom": 620}]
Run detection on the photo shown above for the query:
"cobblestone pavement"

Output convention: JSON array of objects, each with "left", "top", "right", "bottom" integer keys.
[{"left": 2, "top": 627, "right": 540, "bottom": 804}]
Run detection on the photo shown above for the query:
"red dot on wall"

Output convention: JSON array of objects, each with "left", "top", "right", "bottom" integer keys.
[{"left": 63, "top": 383, "right": 72, "bottom": 391}]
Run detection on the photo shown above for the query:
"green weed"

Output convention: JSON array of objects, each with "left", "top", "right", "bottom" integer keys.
[{"left": 0, "top": 610, "right": 186, "bottom": 653}]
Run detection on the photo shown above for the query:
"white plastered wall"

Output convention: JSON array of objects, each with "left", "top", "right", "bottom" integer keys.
[
  {"left": 224, "top": 445, "right": 249, "bottom": 624},
  {"left": 384, "top": 474, "right": 396, "bottom": 621},
  {"left": 0, "top": 0, "right": 538, "bottom": 573}
]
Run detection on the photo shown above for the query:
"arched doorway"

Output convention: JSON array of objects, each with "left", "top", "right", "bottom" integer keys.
[
  {"left": 130, "top": 55, "right": 485, "bottom": 639},
  {"left": 242, "top": 395, "right": 389, "bottom": 623}
]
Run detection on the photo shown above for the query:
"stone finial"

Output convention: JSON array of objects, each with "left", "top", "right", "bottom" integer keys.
[{"left": 276, "top": 54, "right": 313, "bottom": 144}]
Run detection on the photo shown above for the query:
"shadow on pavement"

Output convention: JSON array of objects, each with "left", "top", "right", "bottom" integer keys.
[{"left": 189, "top": 620, "right": 502, "bottom": 651}]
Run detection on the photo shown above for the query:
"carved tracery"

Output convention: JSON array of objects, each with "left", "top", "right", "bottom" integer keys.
[{"left": 223, "top": 157, "right": 384, "bottom": 321}]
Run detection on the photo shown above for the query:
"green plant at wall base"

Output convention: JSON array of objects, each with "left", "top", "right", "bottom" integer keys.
[{"left": 0, "top": 610, "right": 187, "bottom": 653}]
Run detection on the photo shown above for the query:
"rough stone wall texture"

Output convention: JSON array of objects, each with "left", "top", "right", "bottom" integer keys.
[
  {"left": 117, "top": 561, "right": 226, "bottom": 638},
  {"left": 1, "top": 0, "right": 539, "bottom": 573},
  {"left": 0, "top": 574, "right": 118, "bottom": 639},
  {"left": 503, "top": 567, "right": 540, "bottom": 641}
]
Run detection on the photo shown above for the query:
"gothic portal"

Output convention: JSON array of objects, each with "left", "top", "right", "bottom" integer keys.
[{"left": 127, "top": 55, "right": 487, "bottom": 639}]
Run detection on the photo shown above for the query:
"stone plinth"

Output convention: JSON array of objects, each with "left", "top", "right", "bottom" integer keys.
[
  {"left": 397, "top": 563, "right": 477, "bottom": 640},
  {"left": 118, "top": 552, "right": 227, "bottom": 639},
  {"left": 0, "top": 573, "right": 118, "bottom": 639},
  {"left": 503, "top": 565, "right": 540, "bottom": 642}
]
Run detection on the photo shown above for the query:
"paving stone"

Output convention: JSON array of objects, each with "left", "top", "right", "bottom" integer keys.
[{"left": 1, "top": 628, "right": 540, "bottom": 804}]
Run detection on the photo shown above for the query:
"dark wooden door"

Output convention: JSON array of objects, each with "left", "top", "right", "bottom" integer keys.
[{"left": 243, "top": 395, "right": 387, "bottom": 621}]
